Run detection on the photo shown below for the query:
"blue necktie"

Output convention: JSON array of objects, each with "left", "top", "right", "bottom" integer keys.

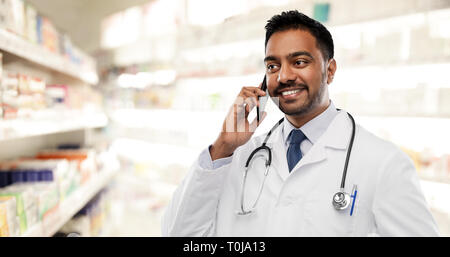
[{"left": 287, "top": 129, "right": 306, "bottom": 172}]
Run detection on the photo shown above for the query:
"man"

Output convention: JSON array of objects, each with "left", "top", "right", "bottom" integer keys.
[{"left": 162, "top": 10, "right": 439, "bottom": 236}]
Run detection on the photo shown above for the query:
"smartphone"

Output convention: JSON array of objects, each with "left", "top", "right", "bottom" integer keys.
[{"left": 257, "top": 77, "right": 269, "bottom": 123}]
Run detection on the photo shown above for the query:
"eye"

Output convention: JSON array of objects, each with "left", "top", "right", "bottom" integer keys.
[
  {"left": 294, "top": 60, "right": 308, "bottom": 66},
  {"left": 266, "top": 64, "right": 279, "bottom": 72}
]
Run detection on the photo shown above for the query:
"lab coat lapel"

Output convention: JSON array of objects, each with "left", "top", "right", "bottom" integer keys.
[
  {"left": 290, "top": 111, "right": 351, "bottom": 173},
  {"left": 293, "top": 142, "right": 327, "bottom": 172}
]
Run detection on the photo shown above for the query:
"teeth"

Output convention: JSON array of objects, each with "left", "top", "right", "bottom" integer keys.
[{"left": 282, "top": 89, "right": 301, "bottom": 96}]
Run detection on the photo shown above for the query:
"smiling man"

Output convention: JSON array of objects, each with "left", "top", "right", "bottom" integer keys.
[{"left": 162, "top": 10, "right": 439, "bottom": 237}]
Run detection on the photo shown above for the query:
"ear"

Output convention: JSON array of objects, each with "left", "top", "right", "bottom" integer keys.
[{"left": 326, "top": 58, "right": 337, "bottom": 85}]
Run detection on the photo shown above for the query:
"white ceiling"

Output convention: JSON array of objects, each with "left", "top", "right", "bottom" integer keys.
[{"left": 26, "top": 0, "right": 153, "bottom": 53}]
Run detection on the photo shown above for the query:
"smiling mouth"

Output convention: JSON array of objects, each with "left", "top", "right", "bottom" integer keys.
[
  {"left": 281, "top": 89, "right": 302, "bottom": 96},
  {"left": 278, "top": 87, "right": 307, "bottom": 100}
]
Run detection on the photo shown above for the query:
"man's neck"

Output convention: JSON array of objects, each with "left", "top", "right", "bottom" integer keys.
[{"left": 285, "top": 100, "right": 331, "bottom": 128}]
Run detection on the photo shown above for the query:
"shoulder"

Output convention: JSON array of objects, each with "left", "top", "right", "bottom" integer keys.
[
  {"left": 356, "top": 124, "right": 405, "bottom": 157},
  {"left": 354, "top": 123, "right": 415, "bottom": 174}
]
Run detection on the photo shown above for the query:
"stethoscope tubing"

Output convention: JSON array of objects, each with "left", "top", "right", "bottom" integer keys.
[{"left": 339, "top": 111, "right": 356, "bottom": 190}]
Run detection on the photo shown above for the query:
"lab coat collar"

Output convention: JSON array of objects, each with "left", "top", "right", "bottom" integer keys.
[
  {"left": 282, "top": 101, "right": 338, "bottom": 145},
  {"left": 263, "top": 110, "right": 352, "bottom": 179},
  {"left": 318, "top": 110, "right": 353, "bottom": 150},
  {"left": 293, "top": 111, "right": 352, "bottom": 171},
  {"left": 264, "top": 110, "right": 352, "bottom": 150}
]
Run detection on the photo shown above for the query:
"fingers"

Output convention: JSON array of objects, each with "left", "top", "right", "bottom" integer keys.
[
  {"left": 244, "top": 86, "right": 266, "bottom": 97},
  {"left": 239, "top": 87, "right": 266, "bottom": 113},
  {"left": 225, "top": 86, "right": 268, "bottom": 133},
  {"left": 244, "top": 97, "right": 257, "bottom": 116},
  {"left": 249, "top": 111, "right": 267, "bottom": 132}
]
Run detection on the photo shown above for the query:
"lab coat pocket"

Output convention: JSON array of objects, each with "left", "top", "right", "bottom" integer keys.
[
  {"left": 349, "top": 197, "right": 374, "bottom": 236},
  {"left": 302, "top": 193, "right": 357, "bottom": 236}
]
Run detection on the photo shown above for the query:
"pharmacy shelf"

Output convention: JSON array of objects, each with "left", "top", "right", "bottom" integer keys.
[
  {"left": 0, "top": 110, "right": 108, "bottom": 141},
  {"left": 22, "top": 168, "right": 118, "bottom": 237},
  {"left": 0, "top": 29, "right": 98, "bottom": 85}
]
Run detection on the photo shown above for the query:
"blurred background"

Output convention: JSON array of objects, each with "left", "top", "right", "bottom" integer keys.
[{"left": 0, "top": 0, "right": 449, "bottom": 237}]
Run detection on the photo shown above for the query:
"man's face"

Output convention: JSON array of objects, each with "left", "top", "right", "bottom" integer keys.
[{"left": 264, "top": 29, "right": 334, "bottom": 116}]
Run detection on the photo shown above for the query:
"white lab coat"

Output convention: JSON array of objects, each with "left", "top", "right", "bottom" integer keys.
[{"left": 162, "top": 111, "right": 440, "bottom": 236}]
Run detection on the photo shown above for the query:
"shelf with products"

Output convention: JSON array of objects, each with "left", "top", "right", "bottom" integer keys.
[
  {"left": 1, "top": 58, "right": 107, "bottom": 141},
  {"left": 0, "top": 145, "right": 120, "bottom": 237},
  {"left": 170, "top": 5, "right": 450, "bottom": 79},
  {"left": 95, "top": 0, "right": 450, "bottom": 73},
  {"left": 0, "top": 109, "right": 108, "bottom": 141},
  {"left": 98, "top": 4, "right": 450, "bottom": 86},
  {"left": 0, "top": 0, "right": 111, "bottom": 237},
  {"left": 172, "top": 0, "right": 449, "bottom": 50},
  {"left": 0, "top": 28, "right": 98, "bottom": 86},
  {"left": 22, "top": 168, "right": 118, "bottom": 237},
  {"left": 0, "top": 0, "right": 98, "bottom": 85}
]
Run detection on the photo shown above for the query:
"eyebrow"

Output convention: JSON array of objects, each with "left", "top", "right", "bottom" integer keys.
[{"left": 264, "top": 51, "right": 314, "bottom": 62}]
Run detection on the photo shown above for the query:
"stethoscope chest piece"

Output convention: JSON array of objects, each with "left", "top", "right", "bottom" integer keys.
[{"left": 332, "top": 191, "right": 351, "bottom": 210}]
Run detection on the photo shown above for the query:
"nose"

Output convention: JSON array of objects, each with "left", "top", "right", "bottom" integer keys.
[{"left": 277, "top": 65, "right": 297, "bottom": 84}]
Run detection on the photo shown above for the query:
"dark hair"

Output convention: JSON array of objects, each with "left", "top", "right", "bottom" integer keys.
[{"left": 265, "top": 10, "right": 334, "bottom": 60}]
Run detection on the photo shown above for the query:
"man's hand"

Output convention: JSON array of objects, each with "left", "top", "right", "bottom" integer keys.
[{"left": 210, "top": 84, "right": 267, "bottom": 161}]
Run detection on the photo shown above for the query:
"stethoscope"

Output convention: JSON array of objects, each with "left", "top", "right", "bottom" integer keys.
[{"left": 237, "top": 110, "right": 356, "bottom": 216}]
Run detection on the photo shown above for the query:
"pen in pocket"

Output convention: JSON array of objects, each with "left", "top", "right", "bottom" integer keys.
[{"left": 350, "top": 185, "right": 357, "bottom": 216}]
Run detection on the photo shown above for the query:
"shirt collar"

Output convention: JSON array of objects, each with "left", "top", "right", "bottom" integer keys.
[{"left": 283, "top": 101, "right": 338, "bottom": 144}]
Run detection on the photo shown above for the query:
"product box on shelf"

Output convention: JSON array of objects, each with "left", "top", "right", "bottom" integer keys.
[
  {"left": 0, "top": 167, "right": 57, "bottom": 188},
  {"left": 14, "top": 158, "right": 80, "bottom": 201},
  {"left": 45, "top": 84, "right": 69, "bottom": 109},
  {"left": 24, "top": 3, "right": 37, "bottom": 44},
  {"left": 0, "top": 196, "right": 18, "bottom": 237},
  {"left": 0, "top": 0, "right": 25, "bottom": 36},
  {"left": 10, "top": 182, "right": 59, "bottom": 221},
  {"left": 18, "top": 74, "right": 46, "bottom": 94},
  {"left": 0, "top": 157, "right": 82, "bottom": 205},
  {"left": 0, "top": 157, "right": 86, "bottom": 231},
  {"left": 46, "top": 83, "right": 102, "bottom": 111},
  {"left": 1, "top": 71, "right": 47, "bottom": 119},
  {"left": 36, "top": 149, "right": 98, "bottom": 184},
  {"left": 0, "top": 0, "right": 9, "bottom": 31},
  {"left": 40, "top": 16, "right": 59, "bottom": 53},
  {"left": 58, "top": 33, "right": 69, "bottom": 60},
  {"left": 0, "top": 186, "right": 35, "bottom": 235},
  {"left": 0, "top": 200, "right": 8, "bottom": 236},
  {"left": 17, "top": 74, "right": 46, "bottom": 117},
  {"left": 36, "top": 13, "right": 43, "bottom": 45},
  {"left": 60, "top": 34, "right": 74, "bottom": 63},
  {"left": 1, "top": 70, "right": 19, "bottom": 119},
  {"left": 69, "top": 46, "right": 83, "bottom": 66}
]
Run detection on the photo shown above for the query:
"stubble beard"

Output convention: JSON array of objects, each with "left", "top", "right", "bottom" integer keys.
[{"left": 278, "top": 79, "right": 328, "bottom": 117}]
